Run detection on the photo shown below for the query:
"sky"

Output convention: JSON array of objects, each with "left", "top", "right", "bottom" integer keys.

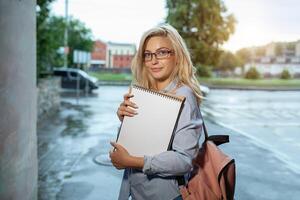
[{"left": 51, "top": 0, "right": 300, "bottom": 52}]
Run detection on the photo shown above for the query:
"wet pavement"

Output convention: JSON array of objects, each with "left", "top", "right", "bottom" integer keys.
[{"left": 37, "top": 86, "right": 300, "bottom": 200}]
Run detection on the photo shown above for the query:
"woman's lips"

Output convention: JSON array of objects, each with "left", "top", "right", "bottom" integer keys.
[{"left": 150, "top": 67, "right": 163, "bottom": 73}]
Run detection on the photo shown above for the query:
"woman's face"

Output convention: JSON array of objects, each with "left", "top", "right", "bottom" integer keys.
[{"left": 143, "top": 36, "right": 176, "bottom": 84}]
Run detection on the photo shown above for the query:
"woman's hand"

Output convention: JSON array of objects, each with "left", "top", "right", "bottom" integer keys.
[
  {"left": 117, "top": 93, "right": 138, "bottom": 122},
  {"left": 109, "top": 142, "right": 131, "bottom": 169},
  {"left": 109, "top": 142, "right": 144, "bottom": 170}
]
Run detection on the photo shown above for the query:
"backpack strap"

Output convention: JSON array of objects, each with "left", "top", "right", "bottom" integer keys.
[
  {"left": 207, "top": 135, "right": 229, "bottom": 146},
  {"left": 200, "top": 109, "right": 230, "bottom": 146}
]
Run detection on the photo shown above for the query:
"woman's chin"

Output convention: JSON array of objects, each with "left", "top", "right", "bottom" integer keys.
[
  {"left": 150, "top": 73, "right": 163, "bottom": 80},
  {"left": 153, "top": 76, "right": 169, "bottom": 83}
]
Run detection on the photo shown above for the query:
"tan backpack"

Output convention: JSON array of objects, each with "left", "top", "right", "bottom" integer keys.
[{"left": 179, "top": 115, "right": 236, "bottom": 200}]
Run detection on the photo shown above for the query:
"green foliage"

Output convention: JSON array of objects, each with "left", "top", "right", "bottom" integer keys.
[
  {"left": 236, "top": 48, "right": 252, "bottom": 66},
  {"left": 196, "top": 65, "right": 212, "bottom": 77},
  {"left": 199, "top": 77, "right": 300, "bottom": 88},
  {"left": 37, "top": 0, "right": 56, "bottom": 79},
  {"left": 280, "top": 69, "right": 291, "bottom": 79},
  {"left": 245, "top": 67, "right": 260, "bottom": 79},
  {"left": 166, "top": 0, "right": 236, "bottom": 68},
  {"left": 37, "top": 1, "right": 93, "bottom": 80},
  {"left": 286, "top": 42, "right": 296, "bottom": 51},
  {"left": 47, "top": 16, "right": 94, "bottom": 67},
  {"left": 217, "top": 51, "right": 241, "bottom": 71}
]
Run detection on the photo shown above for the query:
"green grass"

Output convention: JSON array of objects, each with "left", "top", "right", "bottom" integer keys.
[
  {"left": 89, "top": 72, "right": 132, "bottom": 81},
  {"left": 89, "top": 72, "right": 300, "bottom": 88},
  {"left": 199, "top": 77, "right": 300, "bottom": 88}
]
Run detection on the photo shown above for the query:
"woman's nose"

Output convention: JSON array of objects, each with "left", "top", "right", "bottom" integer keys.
[{"left": 151, "top": 56, "right": 159, "bottom": 65}]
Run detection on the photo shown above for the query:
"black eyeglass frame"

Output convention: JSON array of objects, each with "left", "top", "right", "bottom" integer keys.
[{"left": 143, "top": 49, "right": 175, "bottom": 62}]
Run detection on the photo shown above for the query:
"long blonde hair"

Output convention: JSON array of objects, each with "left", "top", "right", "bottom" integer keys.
[{"left": 131, "top": 24, "right": 202, "bottom": 105}]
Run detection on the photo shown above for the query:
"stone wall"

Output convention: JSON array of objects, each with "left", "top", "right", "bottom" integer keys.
[{"left": 37, "top": 77, "right": 61, "bottom": 120}]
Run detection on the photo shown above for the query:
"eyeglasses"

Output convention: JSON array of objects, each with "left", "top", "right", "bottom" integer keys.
[{"left": 143, "top": 48, "right": 174, "bottom": 62}]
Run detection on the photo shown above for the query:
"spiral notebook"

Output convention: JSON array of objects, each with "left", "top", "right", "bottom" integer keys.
[{"left": 116, "top": 84, "right": 186, "bottom": 157}]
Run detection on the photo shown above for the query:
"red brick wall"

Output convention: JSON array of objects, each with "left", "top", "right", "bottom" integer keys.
[
  {"left": 91, "top": 40, "right": 106, "bottom": 60},
  {"left": 113, "top": 55, "right": 134, "bottom": 68}
]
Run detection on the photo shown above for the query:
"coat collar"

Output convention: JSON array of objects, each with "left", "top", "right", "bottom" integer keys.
[{"left": 159, "top": 78, "right": 179, "bottom": 93}]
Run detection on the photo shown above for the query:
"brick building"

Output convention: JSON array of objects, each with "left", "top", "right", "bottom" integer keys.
[
  {"left": 91, "top": 40, "right": 107, "bottom": 68},
  {"left": 90, "top": 40, "right": 136, "bottom": 69},
  {"left": 107, "top": 42, "right": 136, "bottom": 68}
]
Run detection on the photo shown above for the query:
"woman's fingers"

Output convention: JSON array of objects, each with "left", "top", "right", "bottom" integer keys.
[
  {"left": 118, "top": 99, "right": 138, "bottom": 117},
  {"left": 117, "top": 93, "right": 138, "bottom": 121},
  {"left": 118, "top": 106, "right": 137, "bottom": 115},
  {"left": 121, "top": 106, "right": 138, "bottom": 115},
  {"left": 122, "top": 99, "right": 138, "bottom": 108},
  {"left": 123, "top": 93, "right": 134, "bottom": 100}
]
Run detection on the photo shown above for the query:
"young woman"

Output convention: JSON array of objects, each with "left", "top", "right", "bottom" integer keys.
[{"left": 110, "top": 24, "right": 203, "bottom": 200}]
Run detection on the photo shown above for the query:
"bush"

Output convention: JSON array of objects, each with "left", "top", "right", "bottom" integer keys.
[
  {"left": 245, "top": 67, "right": 260, "bottom": 79},
  {"left": 280, "top": 69, "right": 291, "bottom": 79},
  {"left": 196, "top": 65, "right": 212, "bottom": 77}
]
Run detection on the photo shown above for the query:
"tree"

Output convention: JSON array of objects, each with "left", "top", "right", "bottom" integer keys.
[
  {"left": 197, "top": 65, "right": 212, "bottom": 77},
  {"left": 37, "top": 0, "right": 56, "bottom": 78},
  {"left": 166, "top": 0, "right": 236, "bottom": 70},
  {"left": 280, "top": 69, "right": 291, "bottom": 79},
  {"left": 254, "top": 46, "right": 266, "bottom": 57},
  {"left": 46, "top": 16, "right": 94, "bottom": 68},
  {"left": 236, "top": 48, "right": 252, "bottom": 66},
  {"left": 37, "top": 1, "right": 93, "bottom": 79},
  {"left": 217, "top": 51, "right": 242, "bottom": 72},
  {"left": 245, "top": 66, "right": 260, "bottom": 79}
]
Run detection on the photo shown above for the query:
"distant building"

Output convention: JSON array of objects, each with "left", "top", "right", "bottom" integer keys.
[
  {"left": 296, "top": 42, "right": 300, "bottom": 57},
  {"left": 91, "top": 40, "right": 107, "bottom": 68},
  {"left": 265, "top": 43, "right": 276, "bottom": 57},
  {"left": 90, "top": 40, "right": 136, "bottom": 69},
  {"left": 106, "top": 42, "right": 136, "bottom": 68},
  {"left": 245, "top": 41, "right": 300, "bottom": 78}
]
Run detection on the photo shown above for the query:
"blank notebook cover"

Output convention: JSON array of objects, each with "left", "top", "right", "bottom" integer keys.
[{"left": 116, "top": 84, "right": 186, "bottom": 157}]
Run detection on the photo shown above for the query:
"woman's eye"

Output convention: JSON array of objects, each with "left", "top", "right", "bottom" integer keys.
[
  {"left": 144, "top": 53, "right": 151, "bottom": 58},
  {"left": 157, "top": 50, "right": 168, "bottom": 56}
]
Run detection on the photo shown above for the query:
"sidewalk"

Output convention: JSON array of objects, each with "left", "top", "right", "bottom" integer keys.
[{"left": 37, "top": 95, "right": 300, "bottom": 200}]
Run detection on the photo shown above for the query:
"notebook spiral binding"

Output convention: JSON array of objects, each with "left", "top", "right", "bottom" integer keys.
[{"left": 132, "top": 84, "right": 184, "bottom": 102}]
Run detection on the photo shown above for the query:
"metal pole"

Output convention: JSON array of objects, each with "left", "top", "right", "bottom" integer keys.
[
  {"left": 76, "top": 62, "right": 80, "bottom": 105},
  {"left": 64, "top": 0, "right": 69, "bottom": 68},
  {"left": 85, "top": 63, "right": 89, "bottom": 97}
]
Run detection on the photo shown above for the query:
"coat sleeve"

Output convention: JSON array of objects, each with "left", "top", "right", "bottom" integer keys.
[{"left": 142, "top": 87, "right": 203, "bottom": 177}]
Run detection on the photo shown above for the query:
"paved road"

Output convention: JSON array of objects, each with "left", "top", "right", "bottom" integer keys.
[
  {"left": 202, "top": 89, "right": 300, "bottom": 174},
  {"left": 37, "top": 86, "right": 300, "bottom": 200}
]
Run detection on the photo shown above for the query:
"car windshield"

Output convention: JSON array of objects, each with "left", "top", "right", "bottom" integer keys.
[{"left": 77, "top": 70, "right": 97, "bottom": 82}]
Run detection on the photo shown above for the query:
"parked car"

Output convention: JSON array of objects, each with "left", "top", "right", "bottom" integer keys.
[{"left": 53, "top": 68, "right": 98, "bottom": 92}]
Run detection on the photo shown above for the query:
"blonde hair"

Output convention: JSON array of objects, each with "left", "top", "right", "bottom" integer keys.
[{"left": 131, "top": 23, "right": 202, "bottom": 105}]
